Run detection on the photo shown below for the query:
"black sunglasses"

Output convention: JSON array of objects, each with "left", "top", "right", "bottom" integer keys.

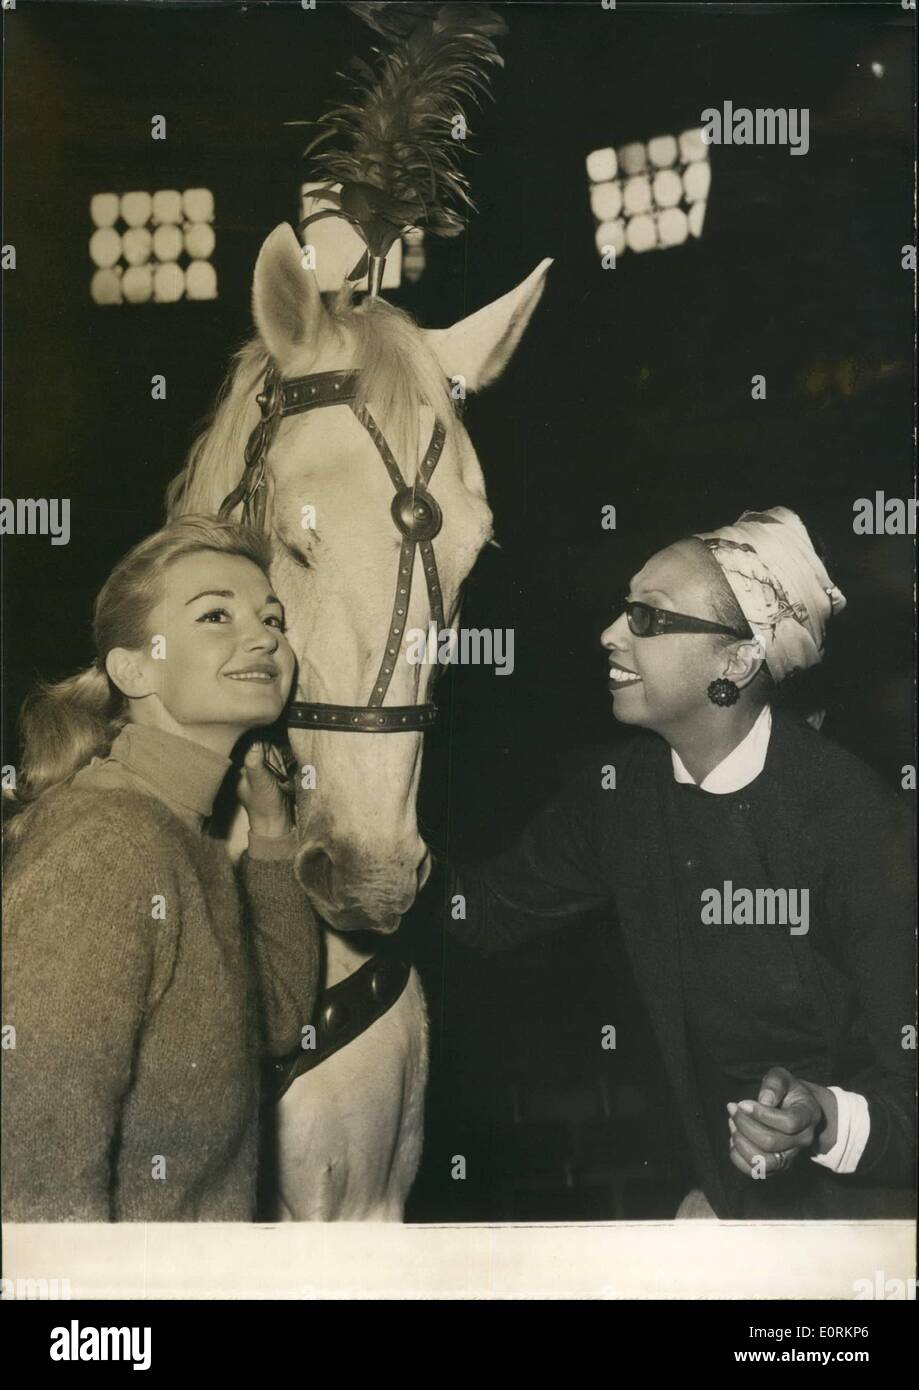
[{"left": 624, "top": 599, "right": 749, "bottom": 640}]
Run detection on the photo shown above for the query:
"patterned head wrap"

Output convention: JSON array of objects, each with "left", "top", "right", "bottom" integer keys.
[{"left": 693, "top": 506, "right": 846, "bottom": 682}]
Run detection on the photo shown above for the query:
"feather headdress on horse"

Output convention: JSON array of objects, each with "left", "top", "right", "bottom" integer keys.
[{"left": 296, "top": 1, "right": 507, "bottom": 296}]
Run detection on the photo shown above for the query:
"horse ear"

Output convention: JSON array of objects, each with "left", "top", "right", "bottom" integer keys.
[
  {"left": 424, "top": 258, "right": 553, "bottom": 393},
  {"left": 252, "top": 223, "right": 334, "bottom": 366}
]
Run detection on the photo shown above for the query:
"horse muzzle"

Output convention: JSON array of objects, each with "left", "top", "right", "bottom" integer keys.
[{"left": 295, "top": 839, "right": 431, "bottom": 935}]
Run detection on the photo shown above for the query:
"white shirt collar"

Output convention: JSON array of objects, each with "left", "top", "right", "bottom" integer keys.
[{"left": 671, "top": 704, "right": 773, "bottom": 794}]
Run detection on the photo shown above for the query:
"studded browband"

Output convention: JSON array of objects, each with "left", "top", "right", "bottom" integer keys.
[{"left": 218, "top": 366, "right": 447, "bottom": 735}]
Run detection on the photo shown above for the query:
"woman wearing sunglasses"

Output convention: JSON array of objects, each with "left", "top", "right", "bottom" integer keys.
[
  {"left": 450, "top": 507, "right": 915, "bottom": 1219},
  {"left": 2, "top": 515, "right": 319, "bottom": 1221}
]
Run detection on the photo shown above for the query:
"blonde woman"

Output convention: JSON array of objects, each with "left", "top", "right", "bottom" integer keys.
[{"left": 2, "top": 515, "right": 320, "bottom": 1221}]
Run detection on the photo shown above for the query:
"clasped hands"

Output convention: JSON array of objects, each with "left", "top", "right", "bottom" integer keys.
[{"left": 728, "top": 1066, "right": 837, "bottom": 1180}]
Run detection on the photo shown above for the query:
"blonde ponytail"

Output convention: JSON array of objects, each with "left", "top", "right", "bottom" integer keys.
[{"left": 2, "top": 665, "right": 125, "bottom": 851}]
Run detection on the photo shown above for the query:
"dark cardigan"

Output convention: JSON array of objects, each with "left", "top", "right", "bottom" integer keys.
[{"left": 450, "top": 711, "right": 916, "bottom": 1218}]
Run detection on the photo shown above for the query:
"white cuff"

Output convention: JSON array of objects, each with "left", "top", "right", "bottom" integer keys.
[{"left": 811, "top": 1087, "right": 870, "bottom": 1173}]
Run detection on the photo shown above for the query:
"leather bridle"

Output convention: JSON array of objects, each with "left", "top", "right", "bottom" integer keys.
[{"left": 218, "top": 366, "right": 447, "bottom": 734}]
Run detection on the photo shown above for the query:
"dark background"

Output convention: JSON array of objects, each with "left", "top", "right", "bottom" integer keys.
[{"left": 3, "top": 0, "right": 915, "bottom": 1220}]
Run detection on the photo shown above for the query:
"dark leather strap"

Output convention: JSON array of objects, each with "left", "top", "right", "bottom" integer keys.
[
  {"left": 219, "top": 364, "right": 449, "bottom": 734},
  {"left": 218, "top": 370, "right": 363, "bottom": 526},
  {"left": 265, "top": 951, "right": 412, "bottom": 1101},
  {"left": 280, "top": 370, "right": 361, "bottom": 416},
  {"left": 290, "top": 404, "right": 447, "bottom": 725},
  {"left": 287, "top": 701, "right": 436, "bottom": 732},
  {"left": 358, "top": 412, "right": 446, "bottom": 711}
]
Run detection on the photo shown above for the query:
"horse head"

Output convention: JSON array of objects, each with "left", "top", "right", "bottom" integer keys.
[{"left": 174, "top": 223, "right": 551, "bottom": 932}]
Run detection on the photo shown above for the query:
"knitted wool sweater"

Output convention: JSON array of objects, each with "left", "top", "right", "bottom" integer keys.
[{"left": 2, "top": 724, "right": 320, "bottom": 1222}]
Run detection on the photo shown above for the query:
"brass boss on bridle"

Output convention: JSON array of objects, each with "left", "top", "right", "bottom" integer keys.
[{"left": 217, "top": 365, "right": 448, "bottom": 734}]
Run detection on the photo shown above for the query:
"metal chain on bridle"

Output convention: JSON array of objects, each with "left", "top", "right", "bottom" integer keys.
[{"left": 217, "top": 366, "right": 448, "bottom": 733}]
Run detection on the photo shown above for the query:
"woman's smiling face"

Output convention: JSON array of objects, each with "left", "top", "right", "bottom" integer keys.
[
  {"left": 135, "top": 550, "right": 296, "bottom": 739},
  {"left": 599, "top": 540, "right": 729, "bottom": 734}
]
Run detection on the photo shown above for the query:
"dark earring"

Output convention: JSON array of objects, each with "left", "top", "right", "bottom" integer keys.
[{"left": 707, "top": 677, "right": 740, "bottom": 707}]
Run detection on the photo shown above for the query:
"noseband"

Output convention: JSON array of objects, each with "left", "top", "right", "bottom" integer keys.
[{"left": 217, "top": 366, "right": 447, "bottom": 734}]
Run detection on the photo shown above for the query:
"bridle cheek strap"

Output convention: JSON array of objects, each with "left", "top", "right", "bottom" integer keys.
[{"left": 219, "top": 367, "right": 447, "bottom": 735}]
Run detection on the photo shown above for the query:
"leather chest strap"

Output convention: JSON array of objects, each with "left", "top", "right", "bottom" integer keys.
[{"left": 265, "top": 951, "right": 412, "bottom": 1102}]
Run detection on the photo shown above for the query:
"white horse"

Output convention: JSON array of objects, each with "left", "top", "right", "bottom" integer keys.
[{"left": 170, "top": 223, "right": 551, "bottom": 1218}]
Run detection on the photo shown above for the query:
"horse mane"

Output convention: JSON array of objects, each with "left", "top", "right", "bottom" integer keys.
[{"left": 166, "top": 285, "right": 457, "bottom": 521}]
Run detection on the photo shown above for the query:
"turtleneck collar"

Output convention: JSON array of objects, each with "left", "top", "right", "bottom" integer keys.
[{"left": 105, "top": 723, "right": 232, "bottom": 824}]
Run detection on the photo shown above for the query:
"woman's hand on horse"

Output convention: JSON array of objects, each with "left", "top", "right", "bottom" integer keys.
[
  {"left": 238, "top": 741, "right": 294, "bottom": 839},
  {"left": 726, "top": 1066, "right": 829, "bottom": 1179}
]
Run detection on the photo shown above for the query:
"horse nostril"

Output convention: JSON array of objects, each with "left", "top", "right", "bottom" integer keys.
[{"left": 295, "top": 844, "right": 335, "bottom": 897}]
